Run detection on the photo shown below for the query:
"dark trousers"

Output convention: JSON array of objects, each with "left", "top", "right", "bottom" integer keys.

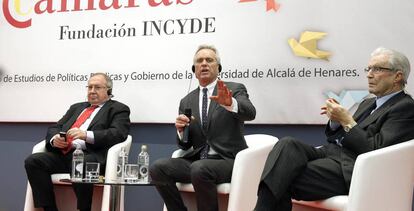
[
  {"left": 24, "top": 151, "right": 98, "bottom": 211},
  {"left": 255, "top": 137, "right": 349, "bottom": 211},
  {"left": 149, "top": 156, "right": 234, "bottom": 211}
]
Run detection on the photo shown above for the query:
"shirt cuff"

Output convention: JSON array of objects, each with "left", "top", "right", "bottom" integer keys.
[
  {"left": 329, "top": 120, "right": 341, "bottom": 130},
  {"left": 222, "top": 97, "right": 238, "bottom": 113},
  {"left": 177, "top": 130, "right": 183, "bottom": 140},
  {"left": 85, "top": 131, "right": 95, "bottom": 144},
  {"left": 72, "top": 139, "right": 86, "bottom": 150},
  {"left": 49, "top": 136, "right": 56, "bottom": 146}
]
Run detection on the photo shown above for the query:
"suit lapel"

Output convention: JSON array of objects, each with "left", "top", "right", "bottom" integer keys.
[
  {"left": 88, "top": 100, "right": 112, "bottom": 129},
  {"left": 353, "top": 98, "right": 376, "bottom": 121},
  {"left": 189, "top": 88, "right": 204, "bottom": 134},
  {"left": 206, "top": 84, "right": 220, "bottom": 132},
  {"left": 359, "top": 92, "right": 406, "bottom": 128}
]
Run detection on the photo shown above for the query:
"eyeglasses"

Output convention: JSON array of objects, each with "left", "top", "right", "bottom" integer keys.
[
  {"left": 364, "top": 66, "right": 394, "bottom": 73},
  {"left": 86, "top": 85, "right": 107, "bottom": 91}
]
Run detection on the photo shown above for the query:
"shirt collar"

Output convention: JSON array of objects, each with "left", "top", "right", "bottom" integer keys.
[
  {"left": 375, "top": 90, "right": 402, "bottom": 109},
  {"left": 90, "top": 100, "right": 108, "bottom": 108},
  {"left": 199, "top": 79, "right": 218, "bottom": 94}
]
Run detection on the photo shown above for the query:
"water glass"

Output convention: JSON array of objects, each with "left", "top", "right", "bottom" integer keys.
[
  {"left": 85, "top": 162, "right": 100, "bottom": 182},
  {"left": 124, "top": 164, "right": 139, "bottom": 183}
]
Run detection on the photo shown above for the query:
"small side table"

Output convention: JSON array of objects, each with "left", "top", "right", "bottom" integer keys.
[{"left": 60, "top": 178, "right": 154, "bottom": 211}]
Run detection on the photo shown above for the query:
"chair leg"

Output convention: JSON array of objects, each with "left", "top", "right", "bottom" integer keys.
[{"left": 24, "top": 182, "right": 42, "bottom": 211}]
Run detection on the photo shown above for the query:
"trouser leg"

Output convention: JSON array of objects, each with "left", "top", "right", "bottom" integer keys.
[
  {"left": 255, "top": 137, "right": 325, "bottom": 210},
  {"left": 24, "top": 152, "right": 70, "bottom": 208},
  {"left": 190, "top": 159, "right": 233, "bottom": 211},
  {"left": 256, "top": 183, "right": 293, "bottom": 211},
  {"left": 150, "top": 157, "right": 193, "bottom": 211},
  {"left": 255, "top": 182, "right": 277, "bottom": 211},
  {"left": 291, "top": 157, "right": 348, "bottom": 200}
]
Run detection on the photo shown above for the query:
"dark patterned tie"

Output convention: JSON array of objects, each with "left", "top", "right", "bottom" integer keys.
[
  {"left": 202, "top": 88, "right": 208, "bottom": 131},
  {"left": 357, "top": 101, "right": 377, "bottom": 123},
  {"left": 200, "top": 144, "right": 210, "bottom": 159},
  {"left": 200, "top": 88, "right": 209, "bottom": 159}
]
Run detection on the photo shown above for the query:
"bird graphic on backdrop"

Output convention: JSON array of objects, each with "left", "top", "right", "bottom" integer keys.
[{"left": 288, "top": 31, "right": 331, "bottom": 61}]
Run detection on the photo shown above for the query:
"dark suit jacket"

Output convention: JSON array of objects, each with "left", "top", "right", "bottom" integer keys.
[
  {"left": 177, "top": 81, "right": 256, "bottom": 160},
  {"left": 325, "top": 91, "right": 414, "bottom": 187},
  {"left": 45, "top": 99, "right": 131, "bottom": 165}
]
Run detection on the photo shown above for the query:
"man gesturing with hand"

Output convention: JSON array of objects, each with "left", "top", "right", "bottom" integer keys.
[{"left": 150, "top": 44, "right": 256, "bottom": 211}]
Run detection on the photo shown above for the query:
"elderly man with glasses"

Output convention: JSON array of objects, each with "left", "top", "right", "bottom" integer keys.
[
  {"left": 25, "top": 72, "right": 131, "bottom": 211},
  {"left": 254, "top": 47, "right": 414, "bottom": 211}
]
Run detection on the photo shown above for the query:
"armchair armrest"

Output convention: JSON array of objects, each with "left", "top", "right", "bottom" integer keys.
[
  {"left": 104, "top": 135, "right": 132, "bottom": 181},
  {"left": 347, "top": 139, "right": 414, "bottom": 211},
  {"left": 227, "top": 134, "right": 278, "bottom": 211},
  {"left": 172, "top": 147, "right": 194, "bottom": 158},
  {"left": 32, "top": 140, "right": 46, "bottom": 153}
]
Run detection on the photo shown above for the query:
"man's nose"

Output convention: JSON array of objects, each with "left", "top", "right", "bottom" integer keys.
[
  {"left": 366, "top": 71, "right": 374, "bottom": 78},
  {"left": 201, "top": 59, "right": 209, "bottom": 65}
]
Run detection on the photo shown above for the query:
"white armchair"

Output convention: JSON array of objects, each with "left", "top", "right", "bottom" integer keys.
[
  {"left": 293, "top": 139, "right": 414, "bottom": 211},
  {"left": 24, "top": 135, "right": 132, "bottom": 211},
  {"left": 163, "top": 134, "right": 279, "bottom": 211}
]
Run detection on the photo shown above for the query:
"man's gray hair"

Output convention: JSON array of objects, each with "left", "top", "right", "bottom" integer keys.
[
  {"left": 193, "top": 44, "right": 221, "bottom": 65},
  {"left": 90, "top": 72, "right": 113, "bottom": 97},
  {"left": 371, "top": 47, "right": 411, "bottom": 86},
  {"left": 90, "top": 72, "right": 113, "bottom": 89}
]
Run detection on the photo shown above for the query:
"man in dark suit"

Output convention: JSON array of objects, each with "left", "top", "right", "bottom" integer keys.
[
  {"left": 150, "top": 44, "right": 256, "bottom": 211},
  {"left": 254, "top": 47, "right": 414, "bottom": 211},
  {"left": 25, "top": 72, "right": 131, "bottom": 211}
]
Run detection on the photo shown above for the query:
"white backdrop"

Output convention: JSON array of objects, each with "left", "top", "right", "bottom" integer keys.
[{"left": 0, "top": 0, "right": 413, "bottom": 124}]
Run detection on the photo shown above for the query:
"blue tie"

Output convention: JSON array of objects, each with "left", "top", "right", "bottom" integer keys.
[{"left": 200, "top": 87, "right": 209, "bottom": 159}]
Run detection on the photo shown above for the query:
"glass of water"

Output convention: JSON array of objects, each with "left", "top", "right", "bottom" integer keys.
[
  {"left": 124, "top": 164, "right": 139, "bottom": 183},
  {"left": 85, "top": 162, "right": 100, "bottom": 182}
]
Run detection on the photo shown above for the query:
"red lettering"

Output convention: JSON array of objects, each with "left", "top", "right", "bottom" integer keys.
[
  {"left": 71, "top": 0, "right": 82, "bottom": 12},
  {"left": 34, "top": 0, "right": 55, "bottom": 14},
  {"left": 85, "top": 0, "right": 97, "bottom": 11},
  {"left": 3, "top": 0, "right": 195, "bottom": 29},
  {"left": 99, "top": 0, "right": 121, "bottom": 10},
  {"left": 57, "top": 0, "right": 69, "bottom": 12},
  {"left": 148, "top": 0, "right": 173, "bottom": 7},
  {"left": 2, "top": 0, "right": 31, "bottom": 28},
  {"left": 176, "top": 0, "right": 193, "bottom": 5},
  {"left": 125, "top": 0, "right": 140, "bottom": 8}
]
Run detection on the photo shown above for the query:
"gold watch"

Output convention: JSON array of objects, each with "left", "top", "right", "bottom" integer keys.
[{"left": 344, "top": 122, "right": 357, "bottom": 132}]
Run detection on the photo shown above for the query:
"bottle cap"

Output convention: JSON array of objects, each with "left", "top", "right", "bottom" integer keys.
[
  {"left": 141, "top": 144, "right": 147, "bottom": 152},
  {"left": 73, "top": 142, "right": 81, "bottom": 149}
]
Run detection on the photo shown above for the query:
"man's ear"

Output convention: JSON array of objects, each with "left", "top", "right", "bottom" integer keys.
[{"left": 394, "top": 70, "right": 404, "bottom": 84}]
